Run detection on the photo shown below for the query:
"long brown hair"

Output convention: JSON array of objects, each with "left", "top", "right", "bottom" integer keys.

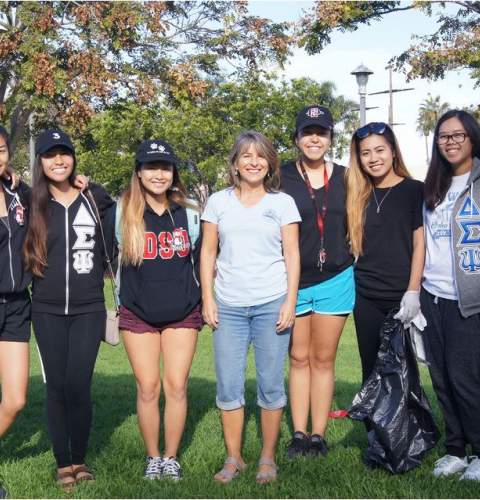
[
  {"left": 228, "top": 131, "right": 280, "bottom": 192},
  {"left": 346, "top": 124, "right": 411, "bottom": 257},
  {"left": 120, "top": 161, "right": 192, "bottom": 266},
  {"left": 24, "top": 154, "right": 77, "bottom": 276}
]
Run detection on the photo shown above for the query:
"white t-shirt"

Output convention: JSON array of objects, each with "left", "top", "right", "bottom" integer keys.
[
  {"left": 423, "top": 172, "right": 470, "bottom": 299},
  {"left": 201, "top": 188, "right": 301, "bottom": 307}
]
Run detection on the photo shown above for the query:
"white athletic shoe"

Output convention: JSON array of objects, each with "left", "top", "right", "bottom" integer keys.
[
  {"left": 433, "top": 454, "right": 468, "bottom": 478},
  {"left": 162, "top": 457, "right": 182, "bottom": 481},
  {"left": 144, "top": 456, "right": 164, "bottom": 479},
  {"left": 460, "top": 457, "right": 480, "bottom": 481}
]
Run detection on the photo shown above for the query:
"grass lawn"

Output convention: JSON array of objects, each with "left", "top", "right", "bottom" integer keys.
[{"left": 1, "top": 313, "right": 479, "bottom": 498}]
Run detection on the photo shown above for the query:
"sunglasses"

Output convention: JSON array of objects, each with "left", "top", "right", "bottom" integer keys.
[{"left": 355, "top": 122, "right": 387, "bottom": 139}]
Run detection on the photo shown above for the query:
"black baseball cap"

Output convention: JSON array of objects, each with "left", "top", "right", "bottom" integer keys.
[
  {"left": 136, "top": 140, "right": 179, "bottom": 166},
  {"left": 295, "top": 105, "right": 334, "bottom": 136},
  {"left": 35, "top": 129, "right": 75, "bottom": 156}
]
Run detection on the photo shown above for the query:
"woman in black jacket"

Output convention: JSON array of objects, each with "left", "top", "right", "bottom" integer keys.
[
  {"left": 0, "top": 126, "right": 31, "bottom": 497},
  {"left": 118, "top": 140, "right": 202, "bottom": 481},
  {"left": 24, "top": 129, "right": 115, "bottom": 490}
]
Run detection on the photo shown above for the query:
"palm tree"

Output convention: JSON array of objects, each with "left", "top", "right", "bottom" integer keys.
[
  {"left": 463, "top": 104, "right": 480, "bottom": 122},
  {"left": 416, "top": 94, "right": 449, "bottom": 164}
]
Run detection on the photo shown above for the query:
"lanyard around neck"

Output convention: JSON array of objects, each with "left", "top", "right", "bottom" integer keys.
[{"left": 298, "top": 161, "right": 330, "bottom": 239}]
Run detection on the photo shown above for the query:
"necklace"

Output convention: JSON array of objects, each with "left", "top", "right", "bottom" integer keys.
[{"left": 372, "top": 186, "right": 393, "bottom": 213}]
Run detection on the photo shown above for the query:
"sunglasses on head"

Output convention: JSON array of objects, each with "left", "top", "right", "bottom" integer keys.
[{"left": 355, "top": 122, "right": 387, "bottom": 139}]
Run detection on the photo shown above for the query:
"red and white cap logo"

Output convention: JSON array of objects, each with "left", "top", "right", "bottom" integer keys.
[{"left": 306, "top": 107, "right": 324, "bottom": 118}]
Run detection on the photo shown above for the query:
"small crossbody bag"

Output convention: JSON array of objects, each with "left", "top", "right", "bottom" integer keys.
[{"left": 86, "top": 191, "right": 120, "bottom": 346}]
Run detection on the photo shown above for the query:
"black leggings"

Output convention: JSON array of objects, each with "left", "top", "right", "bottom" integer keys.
[
  {"left": 32, "top": 311, "right": 105, "bottom": 468},
  {"left": 421, "top": 289, "right": 480, "bottom": 458},
  {"left": 353, "top": 293, "right": 400, "bottom": 383}
]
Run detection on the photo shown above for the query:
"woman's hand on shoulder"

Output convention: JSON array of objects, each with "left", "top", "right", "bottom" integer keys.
[
  {"left": 276, "top": 297, "right": 296, "bottom": 333},
  {"left": 3, "top": 167, "right": 20, "bottom": 189},
  {"left": 74, "top": 174, "right": 89, "bottom": 191},
  {"left": 202, "top": 296, "right": 218, "bottom": 329}
]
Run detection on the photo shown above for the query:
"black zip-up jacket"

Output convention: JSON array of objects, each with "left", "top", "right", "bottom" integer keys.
[
  {"left": 0, "top": 180, "right": 31, "bottom": 295},
  {"left": 120, "top": 202, "right": 201, "bottom": 326},
  {"left": 31, "top": 184, "right": 115, "bottom": 315}
]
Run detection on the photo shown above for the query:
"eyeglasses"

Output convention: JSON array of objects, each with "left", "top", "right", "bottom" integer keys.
[
  {"left": 436, "top": 132, "right": 468, "bottom": 145},
  {"left": 355, "top": 122, "right": 387, "bottom": 139}
]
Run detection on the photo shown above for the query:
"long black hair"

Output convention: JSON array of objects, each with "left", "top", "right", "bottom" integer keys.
[
  {"left": 24, "top": 151, "right": 77, "bottom": 276},
  {"left": 0, "top": 125, "right": 11, "bottom": 157},
  {"left": 425, "top": 109, "right": 480, "bottom": 210}
]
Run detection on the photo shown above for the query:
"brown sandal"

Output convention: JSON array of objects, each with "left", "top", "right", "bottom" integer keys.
[
  {"left": 55, "top": 470, "right": 76, "bottom": 492},
  {"left": 72, "top": 465, "right": 95, "bottom": 483}
]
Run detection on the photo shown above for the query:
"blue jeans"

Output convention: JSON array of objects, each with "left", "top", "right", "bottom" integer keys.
[{"left": 214, "top": 295, "right": 291, "bottom": 411}]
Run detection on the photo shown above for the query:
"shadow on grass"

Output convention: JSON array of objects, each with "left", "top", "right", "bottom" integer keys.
[
  {"left": 179, "top": 376, "right": 217, "bottom": 457},
  {"left": 1, "top": 373, "right": 217, "bottom": 465},
  {"left": 2, "top": 368, "right": 441, "bottom": 473},
  {"left": 225, "top": 378, "right": 369, "bottom": 452},
  {"left": 1, "top": 373, "right": 138, "bottom": 462},
  {"left": 242, "top": 377, "right": 441, "bottom": 455}
]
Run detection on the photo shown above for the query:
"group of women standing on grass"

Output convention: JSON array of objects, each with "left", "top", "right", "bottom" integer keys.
[
  {"left": 0, "top": 129, "right": 202, "bottom": 492},
  {"left": 0, "top": 105, "right": 479, "bottom": 494}
]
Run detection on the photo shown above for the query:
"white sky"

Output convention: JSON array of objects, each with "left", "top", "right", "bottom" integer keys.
[{"left": 249, "top": 1, "right": 478, "bottom": 180}]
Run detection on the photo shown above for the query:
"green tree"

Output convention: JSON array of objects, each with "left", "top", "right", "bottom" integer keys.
[
  {"left": 297, "top": 1, "right": 480, "bottom": 85},
  {"left": 463, "top": 105, "right": 480, "bottom": 122},
  {"left": 416, "top": 94, "right": 449, "bottom": 164},
  {"left": 0, "top": 1, "right": 291, "bottom": 150},
  {"left": 75, "top": 76, "right": 357, "bottom": 202}
]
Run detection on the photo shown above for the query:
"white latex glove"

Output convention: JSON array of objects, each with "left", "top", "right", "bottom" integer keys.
[
  {"left": 394, "top": 290, "right": 421, "bottom": 327},
  {"left": 411, "top": 311, "right": 427, "bottom": 331},
  {"left": 409, "top": 311, "right": 428, "bottom": 365}
]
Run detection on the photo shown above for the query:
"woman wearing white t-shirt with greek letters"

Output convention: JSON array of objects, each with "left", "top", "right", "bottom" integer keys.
[
  {"left": 201, "top": 131, "right": 300, "bottom": 484},
  {"left": 422, "top": 110, "right": 480, "bottom": 481}
]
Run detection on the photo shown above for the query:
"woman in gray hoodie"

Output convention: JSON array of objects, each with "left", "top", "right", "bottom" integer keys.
[{"left": 422, "top": 109, "right": 480, "bottom": 481}]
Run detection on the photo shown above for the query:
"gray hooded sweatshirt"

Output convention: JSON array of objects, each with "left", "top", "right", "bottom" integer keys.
[{"left": 451, "top": 156, "right": 480, "bottom": 317}]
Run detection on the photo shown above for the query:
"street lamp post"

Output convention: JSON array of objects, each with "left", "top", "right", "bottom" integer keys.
[{"left": 351, "top": 64, "right": 373, "bottom": 126}]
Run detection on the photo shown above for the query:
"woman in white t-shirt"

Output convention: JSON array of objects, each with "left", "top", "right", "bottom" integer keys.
[
  {"left": 201, "top": 131, "right": 301, "bottom": 484},
  {"left": 422, "top": 109, "right": 480, "bottom": 481}
]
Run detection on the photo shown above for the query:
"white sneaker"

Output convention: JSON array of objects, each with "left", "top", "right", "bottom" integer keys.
[
  {"left": 433, "top": 454, "right": 468, "bottom": 477},
  {"left": 144, "top": 456, "right": 164, "bottom": 479},
  {"left": 460, "top": 457, "right": 480, "bottom": 481},
  {"left": 162, "top": 457, "right": 182, "bottom": 481}
]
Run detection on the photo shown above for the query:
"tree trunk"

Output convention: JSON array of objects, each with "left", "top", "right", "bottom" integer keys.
[
  {"left": 424, "top": 134, "right": 430, "bottom": 166},
  {"left": 9, "top": 105, "right": 31, "bottom": 154}
]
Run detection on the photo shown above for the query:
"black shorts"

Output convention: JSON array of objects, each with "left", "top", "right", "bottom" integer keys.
[{"left": 0, "top": 291, "right": 31, "bottom": 342}]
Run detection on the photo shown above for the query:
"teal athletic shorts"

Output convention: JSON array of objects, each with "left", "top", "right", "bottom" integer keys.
[{"left": 296, "top": 265, "right": 355, "bottom": 316}]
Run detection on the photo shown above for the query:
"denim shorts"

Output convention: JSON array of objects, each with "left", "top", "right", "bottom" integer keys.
[
  {"left": 296, "top": 266, "right": 355, "bottom": 316},
  {"left": 214, "top": 294, "right": 291, "bottom": 411}
]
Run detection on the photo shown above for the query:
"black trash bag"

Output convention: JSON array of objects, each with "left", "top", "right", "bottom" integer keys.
[{"left": 349, "top": 311, "right": 440, "bottom": 474}]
